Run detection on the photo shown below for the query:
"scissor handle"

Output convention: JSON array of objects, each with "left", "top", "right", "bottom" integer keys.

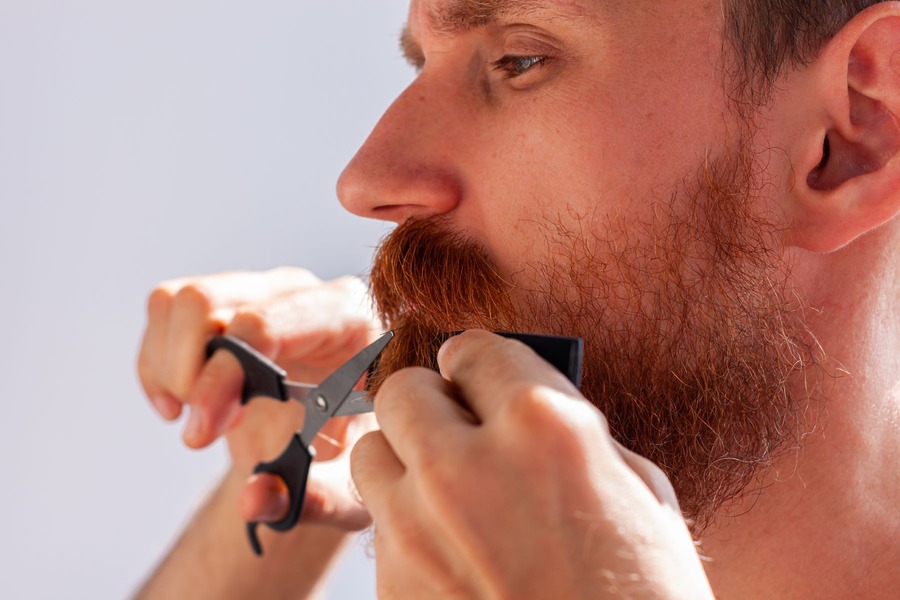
[
  {"left": 206, "top": 336, "right": 287, "bottom": 405},
  {"left": 246, "top": 434, "right": 315, "bottom": 556}
]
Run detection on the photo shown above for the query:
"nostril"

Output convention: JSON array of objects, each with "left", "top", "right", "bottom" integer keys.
[
  {"left": 370, "top": 203, "right": 443, "bottom": 224},
  {"left": 817, "top": 136, "right": 830, "bottom": 170}
]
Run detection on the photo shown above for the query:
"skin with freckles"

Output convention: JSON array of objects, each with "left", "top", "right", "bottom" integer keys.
[{"left": 135, "top": 1, "right": 900, "bottom": 598}]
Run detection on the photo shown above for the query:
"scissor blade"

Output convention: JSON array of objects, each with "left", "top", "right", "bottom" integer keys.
[
  {"left": 296, "top": 332, "right": 393, "bottom": 444},
  {"left": 332, "top": 392, "right": 375, "bottom": 416},
  {"left": 315, "top": 331, "right": 393, "bottom": 418},
  {"left": 283, "top": 382, "right": 374, "bottom": 417}
]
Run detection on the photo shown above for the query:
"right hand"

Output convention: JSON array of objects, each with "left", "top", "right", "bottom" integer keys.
[{"left": 137, "top": 267, "right": 382, "bottom": 531}]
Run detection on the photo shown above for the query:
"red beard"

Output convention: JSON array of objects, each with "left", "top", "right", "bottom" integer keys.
[{"left": 367, "top": 151, "right": 822, "bottom": 533}]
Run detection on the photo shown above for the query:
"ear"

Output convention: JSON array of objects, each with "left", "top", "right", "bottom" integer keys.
[{"left": 785, "top": 5, "right": 900, "bottom": 252}]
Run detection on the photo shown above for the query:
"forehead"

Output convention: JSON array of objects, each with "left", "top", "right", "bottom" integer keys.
[{"left": 420, "top": 0, "right": 593, "bottom": 32}]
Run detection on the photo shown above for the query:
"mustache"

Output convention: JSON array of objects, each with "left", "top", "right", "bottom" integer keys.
[
  {"left": 369, "top": 217, "right": 515, "bottom": 331},
  {"left": 367, "top": 217, "right": 518, "bottom": 389}
]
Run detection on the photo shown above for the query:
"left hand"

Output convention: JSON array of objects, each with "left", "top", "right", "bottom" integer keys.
[{"left": 351, "top": 330, "right": 715, "bottom": 599}]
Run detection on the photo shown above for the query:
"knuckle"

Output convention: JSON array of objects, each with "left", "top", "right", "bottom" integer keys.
[
  {"left": 500, "top": 383, "right": 564, "bottom": 430},
  {"left": 350, "top": 430, "right": 382, "bottom": 475},
  {"left": 499, "top": 385, "right": 598, "bottom": 450},
  {"left": 173, "top": 283, "right": 214, "bottom": 315},
  {"left": 193, "top": 356, "right": 240, "bottom": 407},
  {"left": 229, "top": 307, "right": 276, "bottom": 352},
  {"left": 329, "top": 277, "right": 377, "bottom": 323},
  {"left": 447, "top": 339, "right": 493, "bottom": 377},
  {"left": 447, "top": 333, "right": 526, "bottom": 381},
  {"left": 146, "top": 286, "right": 174, "bottom": 316},
  {"left": 352, "top": 429, "right": 381, "bottom": 455},
  {"left": 270, "top": 266, "right": 320, "bottom": 286},
  {"left": 331, "top": 275, "right": 367, "bottom": 296},
  {"left": 200, "top": 355, "right": 233, "bottom": 383}
]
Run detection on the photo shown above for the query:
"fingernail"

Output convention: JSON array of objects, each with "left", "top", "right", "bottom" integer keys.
[
  {"left": 150, "top": 395, "right": 168, "bottom": 415},
  {"left": 184, "top": 409, "right": 205, "bottom": 444},
  {"left": 250, "top": 474, "right": 290, "bottom": 522},
  {"left": 151, "top": 394, "right": 180, "bottom": 421},
  {"left": 257, "top": 495, "right": 289, "bottom": 523}
]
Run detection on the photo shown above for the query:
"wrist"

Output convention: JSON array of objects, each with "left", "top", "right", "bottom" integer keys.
[{"left": 134, "top": 469, "right": 355, "bottom": 599}]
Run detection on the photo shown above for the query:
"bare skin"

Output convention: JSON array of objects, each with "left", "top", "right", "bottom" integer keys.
[
  {"left": 134, "top": 270, "right": 380, "bottom": 598},
  {"left": 136, "top": 1, "right": 900, "bottom": 598}
]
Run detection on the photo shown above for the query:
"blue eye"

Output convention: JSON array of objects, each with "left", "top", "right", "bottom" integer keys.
[{"left": 492, "top": 55, "right": 547, "bottom": 78}]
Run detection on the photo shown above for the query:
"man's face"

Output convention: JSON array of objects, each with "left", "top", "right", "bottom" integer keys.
[
  {"left": 339, "top": 0, "right": 741, "bottom": 281},
  {"left": 339, "top": 0, "right": 818, "bottom": 532}
]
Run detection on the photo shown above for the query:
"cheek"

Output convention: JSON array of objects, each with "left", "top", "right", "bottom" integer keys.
[
  {"left": 450, "top": 145, "right": 585, "bottom": 289},
  {"left": 459, "top": 42, "right": 733, "bottom": 283},
  {"left": 462, "top": 101, "right": 644, "bottom": 280}
]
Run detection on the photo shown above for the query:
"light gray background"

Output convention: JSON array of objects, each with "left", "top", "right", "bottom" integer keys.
[{"left": 0, "top": 1, "right": 411, "bottom": 597}]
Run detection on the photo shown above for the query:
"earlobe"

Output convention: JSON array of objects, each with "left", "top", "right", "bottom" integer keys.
[{"left": 786, "top": 10, "right": 900, "bottom": 252}]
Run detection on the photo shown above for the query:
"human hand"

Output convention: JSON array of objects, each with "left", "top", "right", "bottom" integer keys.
[
  {"left": 137, "top": 267, "right": 380, "bottom": 530},
  {"left": 351, "top": 330, "right": 715, "bottom": 599}
]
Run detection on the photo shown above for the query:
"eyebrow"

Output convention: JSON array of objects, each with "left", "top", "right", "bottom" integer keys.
[
  {"left": 430, "top": 0, "right": 546, "bottom": 33},
  {"left": 399, "top": 0, "right": 561, "bottom": 67}
]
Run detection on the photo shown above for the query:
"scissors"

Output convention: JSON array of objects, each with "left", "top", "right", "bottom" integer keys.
[{"left": 206, "top": 331, "right": 582, "bottom": 556}]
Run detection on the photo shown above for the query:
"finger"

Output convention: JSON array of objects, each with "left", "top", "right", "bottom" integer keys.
[
  {"left": 240, "top": 453, "right": 374, "bottom": 530},
  {"left": 301, "top": 460, "right": 373, "bottom": 530},
  {"left": 164, "top": 283, "right": 229, "bottom": 400},
  {"left": 613, "top": 441, "right": 681, "bottom": 513},
  {"left": 182, "top": 349, "right": 244, "bottom": 448},
  {"left": 167, "top": 267, "right": 325, "bottom": 307},
  {"left": 239, "top": 473, "right": 290, "bottom": 523},
  {"left": 374, "top": 367, "right": 473, "bottom": 469},
  {"left": 351, "top": 430, "right": 405, "bottom": 515},
  {"left": 234, "top": 278, "right": 379, "bottom": 373},
  {"left": 153, "top": 268, "right": 324, "bottom": 401},
  {"left": 138, "top": 286, "right": 183, "bottom": 420},
  {"left": 149, "top": 392, "right": 183, "bottom": 422},
  {"left": 436, "top": 329, "right": 579, "bottom": 421}
]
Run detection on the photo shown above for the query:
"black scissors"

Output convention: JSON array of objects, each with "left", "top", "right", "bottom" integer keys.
[
  {"left": 207, "top": 331, "right": 582, "bottom": 556},
  {"left": 206, "top": 331, "right": 394, "bottom": 556}
]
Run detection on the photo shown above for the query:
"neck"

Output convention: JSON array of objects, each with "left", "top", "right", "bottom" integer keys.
[{"left": 700, "top": 224, "right": 900, "bottom": 599}]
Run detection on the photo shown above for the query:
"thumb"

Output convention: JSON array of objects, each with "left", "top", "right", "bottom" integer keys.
[
  {"left": 612, "top": 440, "right": 682, "bottom": 513},
  {"left": 238, "top": 466, "right": 372, "bottom": 531},
  {"left": 238, "top": 473, "right": 289, "bottom": 523}
]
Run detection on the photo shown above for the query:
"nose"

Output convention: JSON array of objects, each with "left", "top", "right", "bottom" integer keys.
[{"left": 337, "top": 78, "right": 463, "bottom": 224}]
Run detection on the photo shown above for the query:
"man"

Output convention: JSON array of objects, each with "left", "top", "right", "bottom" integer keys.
[{"left": 135, "top": 0, "right": 900, "bottom": 598}]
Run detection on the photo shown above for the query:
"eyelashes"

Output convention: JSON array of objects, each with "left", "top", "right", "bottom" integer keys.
[{"left": 491, "top": 55, "right": 549, "bottom": 79}]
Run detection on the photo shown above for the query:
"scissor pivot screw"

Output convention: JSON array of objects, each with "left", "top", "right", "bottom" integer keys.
[{"left": 315, "top": 395, "right": 328, "bottom": 411}]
